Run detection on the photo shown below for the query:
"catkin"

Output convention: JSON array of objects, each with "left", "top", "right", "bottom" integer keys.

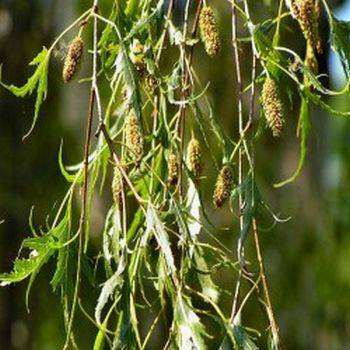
[
  {"left": 112, "top": 164, "right": 123, "bottom": 208},
  {"left": 213, "top": 165, "right": 233, "bottom": 208},
  {"left": 187, "top": 138, "right": 201, "bottom": 179},
  {"left": 315, "top": 0, "right": 322, "bottom": 19},
  {"left": 199, "top": 6, "right": 221, "bottom": 57},
  {"left": 167, "top": 153, "right": 179, "bottom": 186},
  {"left": 305, "top": 43, "right": 318, "bottom": 74},
  {"left": 261, "top": 77, "right": 284, "bottom": 137},
  {"left": 145, "top": 75, "right": 158, "bottom": 95},
  {"left": 125, "top": 110, "right": 143, "bottom": 163},
  {"left": 63, "top": 37, "right": 84, "bottom": 83},
  {"left": 291, "top": 0, "right": 322, "bottom": 54}
]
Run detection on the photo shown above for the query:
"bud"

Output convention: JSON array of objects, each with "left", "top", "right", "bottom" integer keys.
[
  {"left": 63, "top": 37, "right": 84, "bottom": 83},
  {"left": 125, "top": 110, "right": 143, "bottom": 163},
  {"left": 291, "top": 0, "right": 322, "bottom": 54},
  {"left": 199, "top": 6, "right": 221, "bottom": 57},
  {"left": 187, "top": 138, "right": 201, "bottom": 179},
  {"left": 130, "top": 39, "right": 146, "bottom": 75},
  {"left": 167, "top": 153, "right": 179, "bottom": 186},
  {"left": 261, "top": 77, "right": 284, "bottom": 137},
  {"left": 213, "top": 165, "right": 233, "bottom": 208}
]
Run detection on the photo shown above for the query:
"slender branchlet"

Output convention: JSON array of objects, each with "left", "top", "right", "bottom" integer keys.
[
  {"left": 199, "top": 6, "right": 221, "bottom": 57},
  {"left": 291, "top": 0, "right": 322, "bottom": 54},
  {"left": 213, "top": 165, "right": 233, "bottom": 208},
  {"left": 63, "top": 36, "right": 84, "bottom": 83},
  {"left": 125, "top": 110, "right": 143, "bottom": 163},
  {"left": 187, "top": 137, "right": 201, "bottom": 179},
  {"left": 167, "top": 153, "right": 179, "bottom": 186},
  {"left": 261, "top": 77, "right": 285, "bottom": 137}
]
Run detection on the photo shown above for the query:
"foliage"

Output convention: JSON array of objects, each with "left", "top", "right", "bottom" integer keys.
[{"left": 1, "top": 0, "right": 350, "bottom": 349}]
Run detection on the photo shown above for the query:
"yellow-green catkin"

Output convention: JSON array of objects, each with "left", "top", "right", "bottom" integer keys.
[
  {"left": 125, "top": 110, "right": 143, "bottom": 163},
  {"left": 305, "top": 43, "right": 318, "bottom": 74},
  {"left": 261, "top": 77, "right": 284, "bottom": 137},
  {"left": 213, "top": 165, "right": 233, "bottom": 208},
  {"left": 63, "top": 37, "right": 84, "bottom": 83},
  {"left": 291, "top": 0, "right": 322, "bottom": 54},
  {"left": 112, "top": 163, "right": 123, "bottom": 208},
  {"left": 145, "top": 75, "right": 158, "bottom": 95},
  {"left": 199, "top": 6, "right": 221, "bottom": 57},
  {"left": 187, "top": 138, "right": 201, "bottom": 179},
  {"left": 167, "top": 153, "right": 179, "bottom": 186}
]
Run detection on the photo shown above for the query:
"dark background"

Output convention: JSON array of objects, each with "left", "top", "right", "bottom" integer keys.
[{"left": 1, "top": 0, "right": 350, "bottom": 348}]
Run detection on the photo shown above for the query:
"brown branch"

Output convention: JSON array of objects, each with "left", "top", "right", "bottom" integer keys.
[
  {"left": 230, "top": 0, "right": 245, "bottom": 320},
  {"left": 253, "top": 218, "right": 280, "bottom": 346},
  {"left": 64, "top": 87, "right": 95, "bottom": 350}
]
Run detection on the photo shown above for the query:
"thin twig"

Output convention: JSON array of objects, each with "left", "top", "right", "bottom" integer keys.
[
  {"left": 253, "top": 219, "right": 280, "bottom": 347},
  {"left": 64, "top": 85, "right": 96, "bottom": 350},
  {"left": 178, "top": 0, "right": 204, "bottom": 198},
  {"left": 230, "top": 0, "right": 245, "bottom": 320},
  {"left": 64, "top": 4, "right": 99, "bottom": 347}
]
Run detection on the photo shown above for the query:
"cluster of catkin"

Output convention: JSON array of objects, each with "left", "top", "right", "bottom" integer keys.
[{"left": 167, "top": 137, "right": 201, "bottom": 186}]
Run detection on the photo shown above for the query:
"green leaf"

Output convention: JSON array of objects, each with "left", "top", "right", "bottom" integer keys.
[
  {"left": 173, "top": 293, "right": 207, "bottom": 350},
  {"left": 95, "top": 255, "right": 125, "bottom": 325},
  {"left": 194, "top": 248, "right": 219, "bottom": 303},
  {"left": 1, "top": 47, "right": 51, "bottom": 139},
  {"left": 145, "top": 204, "right": 176, "bottom": 275},
  {"left": 238, "top": 176, "right": 260, "bottom": 261},
  {"left": 103, "top": 208, "right": 122, "bottom": 267},
  {"left": 274, "top": 95, "right": 310, "bottom": 188},
  {"left": 233, "top": 325, "right": 259, "bottom": 350},
  {"left": 58, "top": 142, "right": 81, "bottom": 183},
  {"left": 93, "top": 319, "right": 108, "bottom": 350},
  {"left": 330, "top": 17, "right": 350, "bottom": 78},
  {"left": 252, "top": 22, "right": 285, "bottom": 76},
  {"left": 50, "top": 207, "right": 72, "bottom": 290},
  {"left": 0, "top": 235, "right": 53, "bottom": 286},
  {"left": 305, "top": 88, "right": 350, "bottom": 117},
  {"left": 125, "top": 0, "right": 140, "bottom": 17},
  {"left": 121, "top": 51, "right": 143, "bottom": 124}
]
